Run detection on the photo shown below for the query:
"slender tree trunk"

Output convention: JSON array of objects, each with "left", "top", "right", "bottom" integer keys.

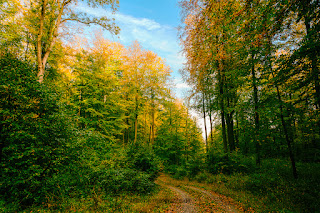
[
  {"left": 221, "top": 109, "right": 228, "bottom": 153},
  {"left": 37, "top": 0, "right": 47, "bottom": 83},
  {"left": 305, "top": 19, "right": 320, "bottom": 109},
  {"left": 0, "top": 141, "right": 3, "bottom": 165},
  {"left": 134, "top": 93, "right": 138, "bottom": 144},
  {"left": 235, "top": 113, "right": 239, "bottom": 148},
  {"left": 186, "top": 105, "right": 189, "bottom": 162},
  {"left": 226, "top": 112, "right": 235, "bottom": 151},
  {"left": 218, "top": 70, "right": 228, "bottom": 153},
  {"left": 208, "top": 94, "right": 214, "bottom": 148},
  {"left": 124, "top": 94, "right": 130, "bottom": 143},
  {"left": 226, "top": 95, "right": 236, "bottom": 151},
  {"left": 305, "top": 19, "right": 320, "bottom": 136},
  {"left": 78, "top": 89, "right": 81, "bottom": 116},
  {"left": 209, "top": 106, "right": 213, "bottom": 149},
  {"left": 251, "top": 50, "right": 261, "bottom": 166},
  {"left": 267, "top": 35, "right": 298, "bottom": 178},
  {"left": 0, "top": 111, "right": 5, "bottom": 163},
  {"left": 276, "top": 87, "right": 298, "bottom": 179},
  {"left": 151, "top": 90, "right": 155, "bottom": 144},
  {"left": 202, "top": 92, "right": 208, "bottom": 154},
  {"left": 169, "top": 103, "right": 172, "bottom": 133},
  {"left": 149, "top": 126, "right": 152, "bottom": 143}
]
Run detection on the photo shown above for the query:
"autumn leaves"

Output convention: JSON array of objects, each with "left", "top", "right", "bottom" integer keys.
[{"left": 179, "top": 0, "right": 320, "bottom": 178}]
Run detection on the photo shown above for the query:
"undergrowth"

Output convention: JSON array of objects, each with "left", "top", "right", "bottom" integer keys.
[
  {"left": 0, "top": 185, "right": 174, "bottom": 212},
  {"left": 186, "top": 157, "right": 320, "bottom": 213}
]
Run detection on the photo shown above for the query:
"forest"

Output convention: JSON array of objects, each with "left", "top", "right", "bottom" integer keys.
[{"left": 0, "top": 0, "right": 319, "bottom": 212}]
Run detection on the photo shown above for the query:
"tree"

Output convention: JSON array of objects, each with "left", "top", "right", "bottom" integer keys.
[
  {"left": 23, "top": 0, "right": 120, "bottom": 83},
  {"left": 123, "top": 41, "right": 171, "bottom": 144},
  {"left": 179, "top": 0, "right": 320, "bottom": 179},
  {"left": 0, "top": 55, "right": 75, "bottom": 205},
  {"left": 0, "top": 0, "right": 24, "bottom": 55},
  {"left": 179, "top": 0, "right": 243, "bottom": 154}
]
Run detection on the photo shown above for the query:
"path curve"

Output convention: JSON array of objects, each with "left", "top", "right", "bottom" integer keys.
[{"left": 187, "top": 186, "right": 239, "bottom": 213}]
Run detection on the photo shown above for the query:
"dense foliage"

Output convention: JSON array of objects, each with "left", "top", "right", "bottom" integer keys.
[
  {"left": 0, "top": 1, "right": 203, "bottom": 210},
  {"left": 1, "top": 0, "right": 318, "bottom": 212},
  {"left": 177, "top": 0, "right": 320, "bottom": 211},
  {"left": 0, "top": 56, "right": 74, "bottom": 206},
  {"left": 179, "top": 0, "right": 320, "bottom": 174}
]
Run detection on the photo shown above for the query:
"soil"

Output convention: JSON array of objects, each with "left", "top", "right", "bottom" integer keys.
[{"left": 156, "top": 174, "right": 243, "bottom": 213}]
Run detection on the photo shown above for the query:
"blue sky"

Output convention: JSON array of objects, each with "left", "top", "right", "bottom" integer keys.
[
  {"left": 111, "top": 0, "right": 206, "bottom": 134},
  {"left": 118, "top": 0, "right": 181, "bottom": 27},
  {"left": 76, "top": 0, "right": 190, "bottom": 99},
  {"left": 75, "top": 1, "right": 206, "bottom": 137}
]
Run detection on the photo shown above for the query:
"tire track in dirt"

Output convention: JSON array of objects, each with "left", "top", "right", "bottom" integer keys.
[
  {"left": 156, "top": 174, "right": 242, "bottom": 213},
  {"left": 166, "top": 185, "right": 197, "bottom": 213},
  {"left": 186, "top": 186, "right": 240, "bottom": 213}
]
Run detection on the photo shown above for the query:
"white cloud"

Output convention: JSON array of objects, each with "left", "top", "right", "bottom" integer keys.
[
  {"left": 166, "top": 52, "right": 186, "bottom": 73},
  {"left": 70, "top": 3, "right": 208, "bottom": 139},
  {"left": 75, "top": 2, "right": 184, "bottom": 75},
  {"left": 173, "top": 78, "right": 190, "bottom": 89},
  {"left": 114, "top": 13, "right": 161, "bottom": 31},
  {"left": 175, "top": 82, "right": 190, "bottom": 89},
  {"left": 76, "top": 3, "right": 195, "bottom": 109}
]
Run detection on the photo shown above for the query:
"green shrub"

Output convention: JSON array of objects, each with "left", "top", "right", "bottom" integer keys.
[
  {"left": 207, "top": 152, "right": 254, "bottom": 174},
  {"left": 0, "top": 55, "right": 75, "bottom": 207},
  {"left": 185, "top": 155, "right": 205, "bottom": 177},
  {"left": 126, "top": 143, "right": 161, "bottom": 181},
  {"left": 97, "top": 169, "right": 156, "bottom": 194}
]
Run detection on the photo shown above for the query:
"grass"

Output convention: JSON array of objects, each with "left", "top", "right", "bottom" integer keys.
[
  {"left": 187, "top": 159, "right": 320, "bottom": 213},
  {"left": 0, "top": 185, "right": 175, "bottom": 213},
  {"left": 1, "top": 158, "right": 318, "bottom": 212}
]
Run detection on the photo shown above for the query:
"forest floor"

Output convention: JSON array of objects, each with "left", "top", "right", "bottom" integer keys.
[{"left": 156, "top": 174, "right": 244, "bottom": 213}]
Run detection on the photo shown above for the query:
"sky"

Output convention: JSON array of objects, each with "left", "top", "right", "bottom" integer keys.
[
  {"left": 76, "top": 0, "right": 209, "bottom": 137},
  {"left": 76, "top": 0, "right": 189, "bottom": 98}
]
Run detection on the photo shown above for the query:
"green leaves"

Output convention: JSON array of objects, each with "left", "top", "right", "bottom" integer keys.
[{"left": 0, "top": 55, "right": 75, "bottom": 206}]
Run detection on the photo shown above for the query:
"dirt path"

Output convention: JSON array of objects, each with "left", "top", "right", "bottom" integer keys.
[
  {"left": 156, "top": 174, "right": 242, "bottom": 213},
  {"left": 166, "top": 185, "right": 197, "bottom": 213},
  {"left": 186, "top": 186, "right": 239, "bottom": 213}
]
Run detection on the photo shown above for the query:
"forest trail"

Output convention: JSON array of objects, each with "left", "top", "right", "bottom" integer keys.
[
  {"left": 165, "top": 185, "right": 197, "bottom": 213},
  {"left": 156, "top": 174, "right": 242, "bottom": 213}
]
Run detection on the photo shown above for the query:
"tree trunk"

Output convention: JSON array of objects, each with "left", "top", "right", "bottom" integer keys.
[
  {"left": 305, "top": 18, "right": 320, "bottom": 136},
  {"left": 218, "top": 69, "right": 228, "bottom": 153},
  {"left": 78, "top": 89, "right": 81, "bottom": 116},
  {"left": 186, "top": 105, "right": 189, "bottom": 162},
  {"left": 37, "top": 0, "right": 66, "bottom": 83},
  {"left": 202, "top": 92, "right": 208, "bottom": 154},
  {"left": 235, "top": 113, "right": 239, "bottom": 148},
  {"left": 251, "top": 50, "right": 261, "bottom": 166},
  {"left": 209, "top": 106, "right": 213, "bottom": 149},
  {"left": 134, "top": 93, "right": 138, "bottom": 144},
  {"left": 151, "top": 90, "right": 155, "bottom": 144},
  {"left": 0, "top": 113, "right": 5, "bottom": 164},
  {"left": 268, "top": 35, "right": 298, "bottom": 178},
  {"left": 226, "top": 112, "right": 235, "bottom": 152},
  {"left": 305, "top": 18, "right": 320, "bottom": 109},
  {"left": 37, "top": 0, "right": 47, "bottom": 83},
  {"left": 276, "top": 87, "right": 298, "bottom": 179}
]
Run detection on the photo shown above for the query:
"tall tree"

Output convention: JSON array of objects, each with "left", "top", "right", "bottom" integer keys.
[{"left": 24, "top": 0, "right": 119, "bottom": 83}]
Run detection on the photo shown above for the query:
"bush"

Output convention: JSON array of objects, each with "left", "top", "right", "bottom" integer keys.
[
  {"left": 97, "top": 169, "right": 156, "bottom": 194},
  {"left": 185, "top": 155, "right": 205, "bottom": 177},
  {"left": 0, "top": 55, "right": 75, "bottom": 207},
  {"left": 126, "top": 143, "right": 161, "bottom": 181},
  {"left": 207, "top": 152, "right": 254, "bottom": 174}
]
